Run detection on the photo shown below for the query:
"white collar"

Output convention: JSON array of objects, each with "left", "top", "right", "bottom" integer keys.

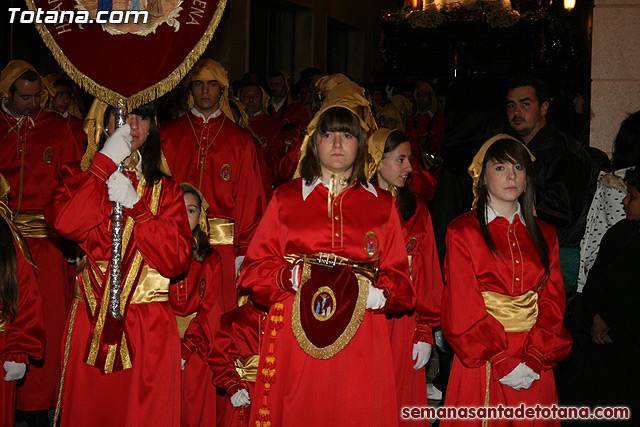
[
  {"left": 2, "top": 98, "right": 21, "bottom": 120},
  {"left": 485, "top": 203, "right": 526, "bottom": 225},
  {"left": 249, "top": 111, "right": 263, "bottom": 119},
  {"left": 190, "top": 107, "right": 222, "bottom": 123},
  {"left": 271, "top": 97, "right": 286, "bottom": 112},
  {"left": 60, "top": 110, "right": 69, "bottom": 118},
  {"left": 301, "top": 177, "right": 378, "bottom": 201}
]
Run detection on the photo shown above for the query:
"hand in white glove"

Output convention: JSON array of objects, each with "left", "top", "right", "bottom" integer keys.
[
  {"left": 107, "top": 171, "right": 140, "bottom": 209},
  {"left": 4, "top": 361, "right": 26, "bottom": 381},
  {"left": 181, "top": 359, "right": 186, "bottom": 371},
  {"left": 434, "top": 329, "right": 447, "bottom": 352},
  {"left": 230, "top": 388, "right": 251, "bottom": 407},
  {"left": 366, "top": 284, "right": 387, "bottom": 310},
  {"left": 412, "top": 341, "right": 432, "bottom": 370},
  {"left": 289, "top": 264, "right": 300, "bottom": 292},
  {"left": 235, "top": 256, "right": 245, "bottom": 279},
  {"left": 99, "top": 124, "right": 132, "bottom": 165},
  {"left": 499, "top": 362, "right": 540, "bottom": 390}
]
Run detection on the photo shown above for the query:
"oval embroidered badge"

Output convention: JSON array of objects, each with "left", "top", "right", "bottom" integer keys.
[
  {"left": 363, "top": 231, "right": 379, "bottom": 257},
  {"left": 220, "top": 164, "right": 232, "bottom": 181}
]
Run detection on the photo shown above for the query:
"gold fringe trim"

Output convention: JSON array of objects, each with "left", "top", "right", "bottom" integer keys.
[
  {"left": 25, "top": 0, "right": 228, "bottom": 110},
  {"left": 482, "top": 361, "right": 491, "bottom": 427},
  {"left": 54, "top": 300, "right": 79, "bottom": 426},
  {"left": 291, "top": 273, "right": 369, "bottom": 360}
]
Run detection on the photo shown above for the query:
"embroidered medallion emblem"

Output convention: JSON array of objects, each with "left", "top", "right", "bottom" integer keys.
[
  {"left": 43, "top": 146, "right": 54, "bottom": 164},
  {"left": 220, "top": 164, "right": 232, "bottom": 181},
  {"left": 363, "top": 231, "right": 379, "bottom": 257},
  {"left": 311, "top": 286, "right": 337, "bottom": 321},
  {"left": 406, "top": 237, "right": 418, "bottom": 254},
  {"left": 199, "top": 277, "right": 206, "bottom": 299}
]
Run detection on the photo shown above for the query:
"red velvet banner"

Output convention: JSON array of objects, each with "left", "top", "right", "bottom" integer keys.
[{"left": 26, "top": 0, "right": 226, "bottom": 108}]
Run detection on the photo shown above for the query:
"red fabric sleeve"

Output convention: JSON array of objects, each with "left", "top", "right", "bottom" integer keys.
[
  {"left": 520, "top": 227, "right": 572, "bottom": 373},
  {"left": 209, "top": 314, "right": 246, "bottom": 395},
  {"left": 0, "top": 243, "right": 45, "bottom": 365},
  {"left": 442, "top": 225, "right": 519, "bottom": 381}
]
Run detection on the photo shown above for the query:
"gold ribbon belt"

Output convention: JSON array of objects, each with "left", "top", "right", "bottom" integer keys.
[
  {"left": 175, "top": 313, "right": 197, "bottom": 338},
  {"left": 481, "top": 290, "right": 538, "bottom": 332},
  {"left": 284, "top": 252, "right": 379, "bottom": 283},
  {"left": 13, "top": 213, "right": 58, "bottom": 238},
  {"left": 75, "top": 260, "right": 170, "bottom": 305},
  {"left": 234, "top": 354, "right": 259, "bottom": 383},
  {"left": 207, "top": 217, "right": 234, "bottom": 246}
]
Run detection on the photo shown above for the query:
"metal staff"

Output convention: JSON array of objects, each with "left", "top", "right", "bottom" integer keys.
[{"left": 108, "top": 99, "right": 127, "bottom": 320}]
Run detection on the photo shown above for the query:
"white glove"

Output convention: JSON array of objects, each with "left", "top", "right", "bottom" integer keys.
[
  {"left": 107, "top": 171, "right": 140, "bottom": 209},
  {"left": 434, "top": 329, "right": 447, "bottom": 352},
  {"left": 235, "top": 256, "right": 245, "bottom": 279},
  {"left": 230, "top": 388, "right": 251, "bottom": 407},
  {"left": 289, "top": 264, "right": 300, "bottom": 292},
  {"left": 366, "top": 283, "right": 387, "bottom": 310},
  {"left": 99, "top": 124, "right": 132, "bottom": 165},
  {"left": 181, "top": 358, "right": 186, "bottom": 370},
  {"left": 412, "top": 341, "right": 432, "bottom": 370},
  {"left": 499, "top": 362, "right": 540, "bottom": 390},
  {"left": 4, "top": 361, "right": 26, "bottom": 381}
]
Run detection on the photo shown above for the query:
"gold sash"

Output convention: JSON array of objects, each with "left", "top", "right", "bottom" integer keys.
[
  {"left": 481, "top": 290, "right": 538, "bottom": 332},
  {"left": 207, "top": 217, "right": 234, "bottom": 246},
  {"left": 13, "top": 213, "right": 58, "bottom": 238},
  {"left": 234, "top": 354, "right": 259, "bottom": 383},
  {"left": 76, "top": 260, "right": 170, "bottom": 305},
  {"left": 175, "top": 313, "right": 197, "bottom": 338}
]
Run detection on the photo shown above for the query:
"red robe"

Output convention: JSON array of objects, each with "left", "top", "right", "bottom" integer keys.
[
  {"left": 0, "top": 241, "right": 45, "bottom": 426},
  {"left": 210, "top": 302, "right": 268, "bottom": 427},
  {"left": 405, "top": 112, "right": 445, "bottom": 157},
  {"left": 247, "top": 113, "right": 286, "bottom": 187},
  {"left": 387, "top": 200, "right": 443, "bottom": 425},
  {"left": 162, "top": 111, "right": 266, "bottom": 313},
  {"left": 239, "top": 179, "right": 415, "bottom": 426},
  {"left": 0, "top": 106, "right": 81, "bottom": 410},
  {"left": 170, "top": 252, "right": 224, "bottom": 427},
  {"left": 442, "top": 211, "right": 572, "bottom": 426},
  {"left": 47, "top": 153, "right": 192, "bottom": 426},
  {"left": 66, "top": 113, "right": 87, "bottom": 153}
]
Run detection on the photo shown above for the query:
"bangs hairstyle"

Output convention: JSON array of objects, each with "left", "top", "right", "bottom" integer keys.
[
  {"left": 373, "top": 130, "right": 417, "bottom": 221},
  {"left": 476, "top": 138, "right": 549, "bottom": 273},
  {"left": 100, "top": 102, "right": 167, "bottom": 186},
  {"left": 179, "top": 183, "right": 213, "bottom": 262},
  {"left": 300, "top": 107, "right": 368, "bottom": 186}
]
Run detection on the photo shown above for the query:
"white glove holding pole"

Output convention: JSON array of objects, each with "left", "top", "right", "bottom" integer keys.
[
  {"left": 412, "top": 341, "right": 432, "bottom": 370},
  {"left": 499, "top": 362, "right": 540, "bottom": 390},
  {"left": 289, "top": 264, "right": 300, "bottom": 292},
  {"left": 366, "top": 284, "right": 387, "bottom": 310},
  {"left": 107, "top": 171, "right": 140, "bottom": 209},
  {"left": 4, "top": 361, "right": 26, "bottom": 381},
  {"left": 99, "top": 124, "right": 132, "bottom": 165},
  {"left": 230, "top": 389, "right": 251, "bottom": 407}
]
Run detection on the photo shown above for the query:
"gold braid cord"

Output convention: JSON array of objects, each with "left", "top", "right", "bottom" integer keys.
[{"left": 24, "top": 0, "right": 227, "bottom": 110}]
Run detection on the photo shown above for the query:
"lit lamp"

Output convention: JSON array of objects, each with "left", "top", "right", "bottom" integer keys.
[{"left": 564, "top": 0, "right": 576, "bottom": 10}]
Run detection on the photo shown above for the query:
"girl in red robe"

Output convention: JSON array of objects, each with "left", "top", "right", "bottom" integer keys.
[
  {"left": 48, "top": 100, "right": 192, "bottom": 427},
  {"left": 238, "top": 104, "right": 415, "bottom": 427},
  {"left": 369, "top": 129, "right": 444, "bottom": 425},
  {"left": 0, "top": 175, "right": 45, "bottom": 427},
  {"left": 441, "top": 135, "right": 572, "bottom": 426},
  {"left": 171, "top": 183, "right": 224, "bottom": 427}
]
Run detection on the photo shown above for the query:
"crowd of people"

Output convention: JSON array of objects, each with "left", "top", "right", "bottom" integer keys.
[{"left": 0, "top": 55, "right": 637, "bottom": 427}]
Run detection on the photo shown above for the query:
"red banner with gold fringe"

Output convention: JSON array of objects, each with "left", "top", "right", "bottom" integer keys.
[{"left": 25, "top": 0, "right": 226, "bottom": 109}]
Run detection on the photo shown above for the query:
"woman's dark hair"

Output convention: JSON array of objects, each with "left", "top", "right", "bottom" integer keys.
[
  {"left": 612, "top": 110, "right": 640, "bottom": 171},
  {"left": 179, "top": 184, "right": 213, "bottom": 262},
  {"left": 0, "top": 220, "right": 19, "bottom": 320},
  {"left": 300, "top": 106, "right": 368, "bottom": 186},
  {"left": 100, "top": 101, "right": 167, "bottom": 185},
  {"left": 624, "top": 167, "right": 640, "bottom": 192},
  {"left": 372, "top": 130, "right": 417, "bottom": 221},
  {"left": 476, "top": 138, "right": 549, "bottom": 272}
]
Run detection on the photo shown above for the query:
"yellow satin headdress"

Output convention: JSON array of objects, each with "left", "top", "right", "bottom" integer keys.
[
  {"left": 366, "top": 128, "right": 393, "bottom": 181},
  {"left": 323, "top": 81, "right": 378, "bottom": 134},
  {"left": 414, "top": 82, "right": 437, "bottom": 115},
  {"left": 43, "top": 73, "right": 84, "bottom": 119},
  {"left": 315, "top": 73, "right": 351, "bottom": 96},
  {"left": 184, "top": 58, "right": 235, "bottom": 122},
  {"left": 377, "top": 103, "right": 405, "bottom": 132},
  {"left": 0, "top": 60, "right": 54, "bottom": 107},
  {"left": 468, "top": 134, "right": 536, "bottom": 208},
  {"left": 388, "top": 95, "right": 414, "bottom": 123},
  {"left": 0, "top": 174, "right": 35, "bottom": 269},
  {"left": 179, "top": 182, "right": 210, "bottom": 235},
  {"left": 293, "top": 102, "right": 368, "bottom": 180}
]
